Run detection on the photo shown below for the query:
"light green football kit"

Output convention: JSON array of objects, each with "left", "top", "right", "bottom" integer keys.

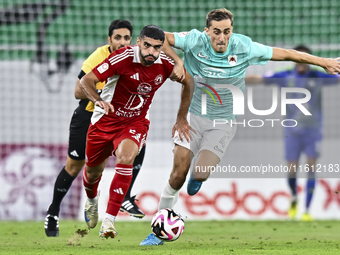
[{"left": 173, "top": 29, "right": 273, "bottom": 158}]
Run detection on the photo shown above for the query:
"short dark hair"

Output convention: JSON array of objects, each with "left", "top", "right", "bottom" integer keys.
[
  {"left": 108, "top": 20, "right": 133, "bottom": 37},
  {"left": 294, "top": 45, "right": 312, "bottom": 54},
  {"left": 206, "top": 8, "right": 234, "bottom": 27},
  {"left": 139, "top": 25, "right": 165, "bottom": 42}
]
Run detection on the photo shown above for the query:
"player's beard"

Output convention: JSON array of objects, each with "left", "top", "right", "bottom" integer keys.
[{"left": 140, "top": 51, "right": 157, "bottom": 66}]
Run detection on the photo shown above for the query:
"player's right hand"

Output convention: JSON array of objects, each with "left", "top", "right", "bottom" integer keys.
[
  {"left": 323, "top": 57, "right": 340, "bottom": 75},
  {"left": 95, "top": 100, "right": 114, "bottom": 115},
  {"left": 172, "top": 116, "right": 196, "bottom": 143}
]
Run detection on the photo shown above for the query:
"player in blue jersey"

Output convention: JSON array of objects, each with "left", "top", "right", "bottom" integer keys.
[
  {"left": 140, "top": 8, "right": 340, "bottom": 245},
  {"left": 245, "top": 45, "right": 339, "bottom": 221}
]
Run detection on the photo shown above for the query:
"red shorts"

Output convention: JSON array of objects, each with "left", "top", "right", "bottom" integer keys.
[{"left": 85, "top": 122, "right": 148, "bottom": 167}]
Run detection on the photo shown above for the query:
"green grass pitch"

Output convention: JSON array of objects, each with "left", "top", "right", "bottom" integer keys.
[{"left": 1, "top": 220, "right": 340, "bottom": 254}]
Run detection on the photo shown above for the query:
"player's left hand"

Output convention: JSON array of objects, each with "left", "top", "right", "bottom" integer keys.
[
  {"left": 170, "top": 61, "right": 185, "bottom": 82},
  {"left": 95, "top": 100, "right": 114, "bottom": 115},
  {"left": 323, "top": 57, "right": 340, "bottom": 75},
  {"left": 172, "top": 116, "right": 196, "bottom": 143}
]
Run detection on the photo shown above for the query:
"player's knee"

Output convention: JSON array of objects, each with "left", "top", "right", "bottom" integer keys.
[
  {"left": 85, "top": 166, "right": 103, "bottom": 181},
  {"left": 116, "top": 154, "right": 135, "bottom": 165},
  {"left": 173, "top": 156, "right": 190, "bottom": 172},
  {"left": 65, "top": 159, "right": 85, "bottom": 177}
]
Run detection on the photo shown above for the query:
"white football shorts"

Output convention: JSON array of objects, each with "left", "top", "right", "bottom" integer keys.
[{"left": 173, "top": 113, "right": 237, "bottom": 160}]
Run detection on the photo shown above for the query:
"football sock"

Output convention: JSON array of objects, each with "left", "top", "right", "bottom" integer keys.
[
  {"left": 104, "top": 213, "right": 116, "bottom": 223},
  {"left": 305, "top": 177, "right": 316, "bottom": 211},
  {"left": 47, "top": 166, "right": 75, "bottom": 216},
  {"left": 87, "top": 196, "right": 98, "bottom": 204},
  {"left": 159, "top": 182, "right": 180, "bottom": 210},
  {"left": 83, "top": 168, "right": 102, "bottom": 199},
  {"left": 288, "top": 177, "right": 297, "bottom": 200},
  {"left": 125, "top": 145, "right": 145, "bottom": 199},
  {"left": 106, "top": 164, "right": 133, "bottom": 216}
]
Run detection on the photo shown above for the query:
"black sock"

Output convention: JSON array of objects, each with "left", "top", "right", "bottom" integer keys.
[
  {"left": 47, "top": 166, "right": 76, "bottom": 216},
  {"left": 125, "top": 145, "right": 146, "bottom": 199},
  {"left": 288, "top": 177, "right": 297, "bottom": 199}
]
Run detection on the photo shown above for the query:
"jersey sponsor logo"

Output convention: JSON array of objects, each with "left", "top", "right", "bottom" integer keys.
[
  {"left": 97, "top": 62, "right": 109, "bottom": 74},
  {"left": 177, "top": 31, "right": 190, "bottom": 37},
  {"left": 154, "top": 74, "right": 163, "bottom": 85},
  {"left": 228, "top": 55, "right": 237, "bottom": 66},
  {"left": 137, "top": 82, "right": 152, "bottom": 95},
  {"left": 201, "top": 67, "right": 227, "bottom": 77},
  {"left": 116, "top": 107, "right": 142, "bottom": 117},
  {"left": 197, "top": 52, "right": 210, "bottom": 59},
  {"left": 124, "top": 94, "right": 146, "bottom": 110},
  {"left": 130, "top": 73, "right": 139, "bottom": 80}
]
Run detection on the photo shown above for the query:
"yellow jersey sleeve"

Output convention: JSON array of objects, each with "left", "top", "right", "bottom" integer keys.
[{"left": 81, "top": 45, "right": 111, "bottom": 112}]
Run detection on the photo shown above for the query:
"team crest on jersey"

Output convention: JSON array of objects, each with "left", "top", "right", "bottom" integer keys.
[
  {"left": 228, "top": 55, "right": 237, "bottom": 66},
  {"left": 137, "top": 82, "right": 152, "bottom": 95},
  {"left": 154, "top": 74, "right": 163, "bottom": 85},
  {"left": 97, "top": 63, "right": 109, "bottom": 74}
]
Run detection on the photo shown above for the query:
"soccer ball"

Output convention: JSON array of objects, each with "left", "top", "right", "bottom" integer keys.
[{"left": 151, "top": 208, "right": 185, "bottom": 242}]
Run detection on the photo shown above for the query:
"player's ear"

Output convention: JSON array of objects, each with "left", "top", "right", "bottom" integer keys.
[
  {"left": 204, "top": 27, "right": 209, "bottom": 35},
  {"left": 107, "top": 36, "right": 111, "bottom": 44},
  {"left": 136, "top": 37, "right": 140, "bottom": 46}
]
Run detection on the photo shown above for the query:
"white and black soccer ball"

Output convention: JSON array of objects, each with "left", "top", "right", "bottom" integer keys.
[{"left": 151, "top": 208, "right": 185, "bottom": 242}]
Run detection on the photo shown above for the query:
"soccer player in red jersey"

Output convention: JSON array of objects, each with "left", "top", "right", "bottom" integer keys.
[
  {"left": 45, "top": 20, "right": 146, "bottom": 237},
  {"left": 79, "top": 25, "right": 192, "bottom": 238},
  {"left": 44, "top": 20, "right": 146, "bottom": 238}
]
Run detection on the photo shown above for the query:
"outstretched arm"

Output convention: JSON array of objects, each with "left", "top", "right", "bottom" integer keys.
[
  {"left": 79, "top": 71, "right": 114, "bottom": 115},
  {"left": 172, "top": 71, "right": 195, "bottom": 143},
  {"left": 271, "top": 48, "right": 340, "bottom": 75},
  {"left": 163, "top": 32, "right": 185, "bottom": 82}
]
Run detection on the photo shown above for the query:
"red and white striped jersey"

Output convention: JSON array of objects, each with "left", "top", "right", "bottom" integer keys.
[{"left": 91, "top": 45, "right": 174, "bottom": 132}]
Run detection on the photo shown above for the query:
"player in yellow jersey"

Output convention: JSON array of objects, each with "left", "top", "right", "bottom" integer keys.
[{"left": 45, "top": 20, "right": 145, "bottom": 237}]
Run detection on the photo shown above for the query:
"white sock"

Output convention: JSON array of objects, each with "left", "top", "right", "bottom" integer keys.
[
  {"left": 104, "top": 213, "right": 116, "bottom": 223},
  {"left": 158, "top": 182, "right": 179, "bottom": 210},
  {"left": 87, "top": 196, "right": 98, "bottom": 205}
]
